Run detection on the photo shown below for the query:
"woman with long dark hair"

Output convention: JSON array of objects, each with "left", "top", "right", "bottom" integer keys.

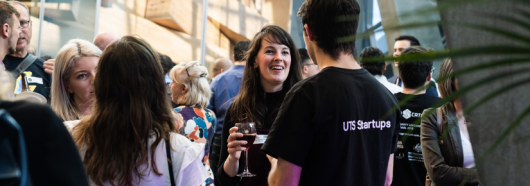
[
  {"left": 65, "top": 36, "right": 208, "bottom": 186},
  {"left": 216, "top": 25, "right": 302, "bottom": 186},
  {"left": 421, "top": 58, "right": 479, "bottom": 186}
]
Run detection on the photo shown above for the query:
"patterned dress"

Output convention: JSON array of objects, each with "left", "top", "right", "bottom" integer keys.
[{"left": 173, "top": 106, "right": 216, "bottom": 186}]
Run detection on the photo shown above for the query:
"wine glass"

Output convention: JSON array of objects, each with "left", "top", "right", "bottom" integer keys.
[{"left": 235, "top": 122, "right": 257, "bottom": 177}]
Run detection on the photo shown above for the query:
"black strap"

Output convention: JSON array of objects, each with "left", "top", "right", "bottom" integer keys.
[
  {"left": 12, "top": 54, "right": 38, "bottom": 78},
  {"left": 165, "top": 139, "right": 176, "bottom": 186}
]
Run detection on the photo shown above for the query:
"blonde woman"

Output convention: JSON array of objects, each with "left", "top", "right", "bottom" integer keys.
[
  {"left": 51, "top": 39, "right": 102, "bottom": 121},
  {"left": 169, "top": 61, "right": 216, "bottom": 185}
]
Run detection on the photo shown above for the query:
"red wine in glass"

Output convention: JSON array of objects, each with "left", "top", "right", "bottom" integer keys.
[
  {"left": 237, "top": 134, "right": 256, "bottom": 150},
  {"left": 235, "top": 122, "right": 257, "bottom": 177}
]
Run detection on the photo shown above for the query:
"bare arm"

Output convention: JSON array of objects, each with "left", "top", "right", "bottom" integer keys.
[
  {"left": 268, "top": 156, "right": 302, "bottom": 186},
  {"left": 385, "top": 154, "right": 394, "bottom": 186}
]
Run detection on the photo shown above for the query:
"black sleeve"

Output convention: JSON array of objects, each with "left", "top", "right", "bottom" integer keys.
[
  {"left": 391, "top": 109, "right": 401, "bottom": 153},
  {"left": 261, "top": 90, "right": 315, "bottom": 167},
  {"left": 42, "top": 104, "right": 89, "bottom": 185},
  {"left": 215, "top": 105, "right": 241, "bottom": 186},
  {"left": 3, "top": 101, "right": 89, "bottom": 186}
]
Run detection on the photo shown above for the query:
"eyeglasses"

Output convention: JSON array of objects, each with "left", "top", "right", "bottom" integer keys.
[{"left": 20, "top": 20, "right": 30, "bottom": 28}]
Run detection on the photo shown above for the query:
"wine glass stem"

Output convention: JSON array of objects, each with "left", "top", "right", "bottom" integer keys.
[{"left": 244, "top": 150, "right": 249, "bottom": 173}]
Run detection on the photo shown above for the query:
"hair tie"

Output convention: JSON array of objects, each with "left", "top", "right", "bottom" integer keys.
[
  {"left": 185, "top": 68, "right": 190, "bottom": 77},
  {"left": 200, "top": 73, "right": 207, "bottom": 78}
]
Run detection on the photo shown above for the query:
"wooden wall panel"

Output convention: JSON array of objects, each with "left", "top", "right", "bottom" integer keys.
[
  {"left": 208, "top": 0, "right": 269, "bottom": 42},
  {"left": 98, "top": 4, "right": 230, "bottom": 76},
  {"left": 262, "top": 0, "right": 292, "bottom": 33}
]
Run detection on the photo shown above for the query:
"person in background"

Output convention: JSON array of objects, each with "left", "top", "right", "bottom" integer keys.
[
  {"left": 93, "top": 31, "right": 120, "bottom": 51},
  {"left": 212, "top": 58, "right": 233, "bottom": 78},
  {"left": 4, "top": 0, "right": 51, "bottom": 100},
  {"left": 1, "top": 55, "right": 89, "bottom": 186},
  {"left": 298, "top": 48, "right": 319, "bottom": 79},
  {"left": 208, "top": 40, "right": 250, "bottom": 186},
  {"left": 263, "top": 0, "right": 400, "bottom": 185},
  {"left": 0, "top": 1, "right": 20, "bottom": 61},
  {"left": 421, "top": 58, "right": 479, "bottom": 186},
  {"left": 388, "top": 35, "right": 439, "bottom": 97},
  {"left": 392, "top": 46, "right": 442, "bottom": 186},
  {"left": 50, "top": 39, "right": 102, "bottom": 121},
  {"left": 43, "top": 31, "right": 119, "bottom": 74},
  {"left": 65, "top": 36, "right": 208, "bottom": 186},
  {"left": 216, "top": 25, "right": 302, "bottom": 186},
  {"left": 159, "top": 53, "right": 177, "bottom": 107},
  {"left": 168, "top": 61, "right": 217, "bottom": 185},
  {"left": 359, "top": 47, "right": 402, "bottom": 94}
]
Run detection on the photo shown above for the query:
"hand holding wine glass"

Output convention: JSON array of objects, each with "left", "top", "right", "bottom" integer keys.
[{"left": 227, "top": 127, "right": 247, "bottom": 160}]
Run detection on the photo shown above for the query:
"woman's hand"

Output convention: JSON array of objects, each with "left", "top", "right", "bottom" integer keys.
[
  {"left": 223, "top": 127, "right": 247, "bottom": 177},
  {"left": 226, "top": 127, "right": 247, "bottom": 161}
]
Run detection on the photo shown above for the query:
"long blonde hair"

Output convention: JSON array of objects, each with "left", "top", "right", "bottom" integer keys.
[
  {"left": 168, "top": 61, "right": 211, "bottom": 109},
  {"left": 51, "top": 39, "right": 102, "bottom": 120}
]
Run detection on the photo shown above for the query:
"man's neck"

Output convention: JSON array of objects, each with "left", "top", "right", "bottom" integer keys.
[
  {"left": 314, "top": 50, "right": 360, "bottom": 70},
  {"left": 234, "top": 61, "right": 245, "bottom": 66},
  {"left": 11, "top": 49, "right": 27, "bottom": 58},
  {"left": 401, "top": 87, "right": 426, "bottom": 95}
]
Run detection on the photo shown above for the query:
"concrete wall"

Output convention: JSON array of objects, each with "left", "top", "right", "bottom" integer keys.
[{"left": 439, "top": 0, "right": 530, "bottom": 185}]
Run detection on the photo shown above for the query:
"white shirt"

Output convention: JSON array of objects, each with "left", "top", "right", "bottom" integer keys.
[
  {"left": 460, "top": 130, "right": 476, "bottom": 168},
  {"left": 374, "top": 75, "right": 402, "bottom": 94},
  {"left": 64, "top": 120, "right": 208, "bottom": 186}
]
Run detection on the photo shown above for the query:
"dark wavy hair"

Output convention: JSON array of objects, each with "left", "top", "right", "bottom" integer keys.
[
  {"left": 298, "top": 0, "right": 360, "bottom": 60},
  {"left": 395, "top": 35, "right": 421, "bottom": 46},
  {"left": 234, "top": 40, "right": 250, "bottom": 62},
  {"left": 398, "top": 46, "right": 434, "bottom": 89},
  {"left": 359, "top": 47, "right": 385, "bottom": 76},
  {"left": 72, "top": 36, "right": 175, "bottom": 186},
  {"left": 227, "top": 25, "right": 302, "bottom": 127}
]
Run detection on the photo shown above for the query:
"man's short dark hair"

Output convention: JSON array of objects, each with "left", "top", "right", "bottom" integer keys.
[
  {"left": 234, "top": 40, "right": 250, "bottom": 62},
  {"left": 298, "top": 0, "right": 360, "bottom": 60},
  {"left": 159, "top": 54, "right": 175, "bottom": 75},
  {"left": 298, "top": 48, "right": 310, "bottom": 65},
  {"left": 359, "top": 47, "right": 385, "bottom": 76},
  {"left": 395, "top": 35, "right": 421, "bottom": 46},
  {"left": 398, "top": 46, "right": 434, "bottom": 89},
  {"left": 0, "top": 1, "right": 20, "bottom": 27}
]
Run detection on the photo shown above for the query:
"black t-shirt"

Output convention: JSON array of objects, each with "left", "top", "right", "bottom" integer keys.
[
  {"left": 4, "top": 53, "right": 52, "bottom": 101},
  {"left": 392, "top": 93, "right": 441, "bottom": 186},
  {"left": 262, "top": 67, "right": 401, "bottom": 186},
  {"left": 0, "top": 101, "right": 89, "bottom": 186}
]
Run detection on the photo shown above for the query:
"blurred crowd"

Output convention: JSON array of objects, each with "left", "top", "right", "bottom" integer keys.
[{"left": 0, "top": 0, "right": 479, "bottom": 186}]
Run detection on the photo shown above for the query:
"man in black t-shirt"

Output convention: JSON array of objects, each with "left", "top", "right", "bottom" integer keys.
[
  {"left": 392, "top": 46, "right": 441, "bottom": 186},
  {"left": 262, "top": 1, "right": 400, "bottom": 185},
  {"left": 4, "top": 1, "right": 51, "bottom": 100}
]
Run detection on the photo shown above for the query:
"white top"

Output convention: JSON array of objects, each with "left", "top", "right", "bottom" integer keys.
[
  {"left": 374, "top": 75, "right": 403, "bottom": 94},
  {"left": 460, "top": 130, "right": 476, "bottom": 168},
  {"left": 64, "top": 120, "right": 208, "bottom": 186}
]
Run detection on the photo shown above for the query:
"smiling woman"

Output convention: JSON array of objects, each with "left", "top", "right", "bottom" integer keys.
[
  {"left": 216, "top": 25, "right": 302, "bottom": 186},
  {"left": 51, "top": 39, "right": 102, "bottom": 121}
]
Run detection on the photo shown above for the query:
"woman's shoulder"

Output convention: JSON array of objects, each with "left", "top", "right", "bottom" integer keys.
[{"left": 169, "top": 132, "right": 205, "bottom": 153}]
